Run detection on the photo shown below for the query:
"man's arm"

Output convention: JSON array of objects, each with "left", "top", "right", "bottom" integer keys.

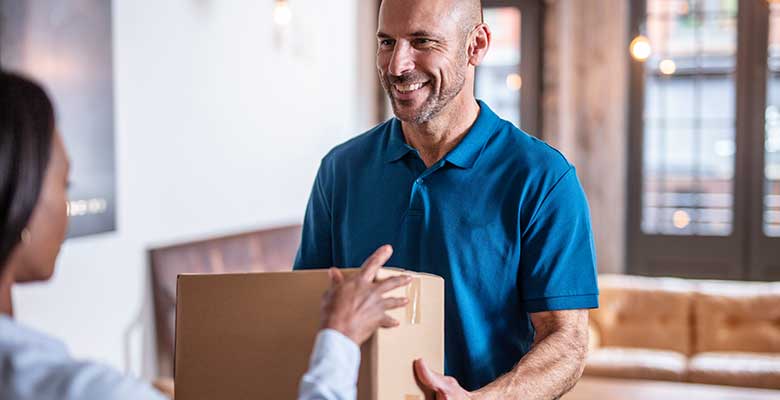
[
  {"left": 415, "top": 309, "right": 589, "bottom": 400},
  {"left": 474, "top": 309, "right": 588, "bottom": 399}
]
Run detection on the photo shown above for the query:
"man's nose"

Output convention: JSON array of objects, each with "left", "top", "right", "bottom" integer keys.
[{"left": 388, "top": 42, "right": 414, "bottom": 77}]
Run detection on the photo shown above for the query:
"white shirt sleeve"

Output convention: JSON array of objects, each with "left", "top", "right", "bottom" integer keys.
[
  {"left": 298, "top": 329, "right": 361, "bottom": 400},
  {"left": 9, "top": 360, "right": 170, "bottom": 400},
  {"left": 0, "top": 317, "right": 168, "bottom": 400}
]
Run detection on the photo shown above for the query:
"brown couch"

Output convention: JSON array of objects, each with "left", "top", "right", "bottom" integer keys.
[{"left": 585, "top": 274, "right": 780, "bottom": 390}]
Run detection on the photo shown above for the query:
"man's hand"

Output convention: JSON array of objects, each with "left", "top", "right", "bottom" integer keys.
[
  {"left": 321, "top": 245, "right": 412, "bottom": 345},
  {"left": 152, "top": 377, "right": 174, "bottom": 399},
  {"left": 414, "top": 359, "right": 473, "bottom": 400}
]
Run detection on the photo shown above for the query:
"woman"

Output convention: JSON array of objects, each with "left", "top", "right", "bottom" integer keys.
[{"left": 0, "top": 71, "right": 409, "bottom": 399}]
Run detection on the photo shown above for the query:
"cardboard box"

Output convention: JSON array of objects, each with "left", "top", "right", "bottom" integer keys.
[{"left": 174, "top": 268, "right": 444, "bottom": 400}]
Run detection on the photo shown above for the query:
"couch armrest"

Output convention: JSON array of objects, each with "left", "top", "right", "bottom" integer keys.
[{"left": 588, "top": 317, "right": 601, "bottom": 352}]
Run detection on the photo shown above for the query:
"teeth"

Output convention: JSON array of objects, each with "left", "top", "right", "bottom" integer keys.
[{"left": 395, "top": 82, "right": 425, "bottom": 93}]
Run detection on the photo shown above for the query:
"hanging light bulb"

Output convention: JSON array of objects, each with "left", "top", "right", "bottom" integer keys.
[
  {"left": 630, "top": 35, "right": 652, "bottom": 62},
  {"left": 273, "top": 0, "right": 292, "bottom": 27}
]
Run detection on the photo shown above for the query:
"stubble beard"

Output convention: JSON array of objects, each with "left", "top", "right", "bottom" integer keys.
[{"left": 382, "top": 66, "right": 467, "bottom": 125}]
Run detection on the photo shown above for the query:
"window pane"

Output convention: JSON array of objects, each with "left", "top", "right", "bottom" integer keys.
[
  {"left": 766, "top": 2, "right": 780, "bottom": 237},
  {"left": 641, "top": 0, "right": 737, "bottom": 236},
  {"left": 476, "top": 7, "right": 521, "bottom": 128}
]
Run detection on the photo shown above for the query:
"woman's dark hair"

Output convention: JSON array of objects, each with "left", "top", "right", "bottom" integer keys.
[{"left": 0, "top": 71, "right": 55, "bottom": 272}]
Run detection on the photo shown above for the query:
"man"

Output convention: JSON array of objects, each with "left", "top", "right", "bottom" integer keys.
[{"left": 294, "top": 0, "right": 599, "bottom": 398}]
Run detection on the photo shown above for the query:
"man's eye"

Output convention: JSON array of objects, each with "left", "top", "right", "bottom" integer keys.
[
  {"left": 414, "top": 38, "right": 432, "bottom": 46},
  {"left": 380, "top": 39, "right": 394, "bottom": 47}
]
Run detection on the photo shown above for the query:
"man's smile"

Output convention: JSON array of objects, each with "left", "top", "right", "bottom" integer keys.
[{"left": 392, "top": 81, "right": 430, "bottom": 100}]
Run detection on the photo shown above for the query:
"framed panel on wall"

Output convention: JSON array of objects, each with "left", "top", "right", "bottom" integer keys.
[{"left": 0, "top": 0, "right": 116, "bottom": 238}]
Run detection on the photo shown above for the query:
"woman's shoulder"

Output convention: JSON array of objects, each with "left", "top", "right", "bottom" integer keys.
[
  {"left": 0, "top": 314, "right": 69, "bottom": 354},
  {"left": 0, "top": 315, "right": 168, "bottom": 399}
]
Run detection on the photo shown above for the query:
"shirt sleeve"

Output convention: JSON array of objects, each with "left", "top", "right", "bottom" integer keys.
[
  {"left": 518, "top": 167, "right": 599, "bottom": 313},
  {"left": 1, "top": 348, "right": 168, "bottom": 400},
  {"left": 294, "top": 159, "right": 334, "bottom": 270},
  {"left": 298, "top": 329, "right": 361, "bottom": 400}
]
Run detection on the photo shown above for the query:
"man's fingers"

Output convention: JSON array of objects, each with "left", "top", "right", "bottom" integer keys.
[
  {"left": 413, "top": 358, "right": 444, "bottom": 391},
  {"left": 328, "top": 267, "right": 344, "bottom": 285},
  {"left": 382, "top": 296, "right": 409, "bottom": 310},
  {"left": 359, "top": 245, "right": 393, "bottom": 282},
  {"left": 379, "top": 315, "right": 400, "bottom": 328},
  {"left": 414, "top": 359, "right": 464, "bottom": 398},
  {"left": 375, "top": 275, "right": 412, "bottom": 293}
]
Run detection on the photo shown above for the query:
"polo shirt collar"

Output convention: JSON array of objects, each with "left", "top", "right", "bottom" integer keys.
[
  {"left": 385, "top": 118, "right": 416, "bottom": 163},
  {"left": 384, "top": 100, "right": 500, "bottom": 169},
  {"left": 444, "top": 100, "right": 500, "bottom": 169}
]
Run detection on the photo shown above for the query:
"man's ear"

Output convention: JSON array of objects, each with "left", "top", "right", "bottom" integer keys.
[{"left": 467, "top": 23, "right": 492, "bottom": 66}]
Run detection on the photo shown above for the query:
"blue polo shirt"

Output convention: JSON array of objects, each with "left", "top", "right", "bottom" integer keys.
[{"left": 294, "top": 101, "right": 599, "bottom": 391}]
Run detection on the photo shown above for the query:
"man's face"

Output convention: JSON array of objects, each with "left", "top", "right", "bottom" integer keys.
[{"left": 376, "top": 0, "right": 471, "bottom": 124}]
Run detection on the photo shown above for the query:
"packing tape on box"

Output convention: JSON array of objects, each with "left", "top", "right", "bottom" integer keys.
[{"left": 406, "top": 277, "right": 421, "bottom": 325}]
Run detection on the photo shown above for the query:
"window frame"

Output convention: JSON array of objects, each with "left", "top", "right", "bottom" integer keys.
[
  {"left": 627, "top": 0, "right": 780, "bottom": 281},
  {"left": 479, "top": 0, "right": 543, "bottom": 136}
]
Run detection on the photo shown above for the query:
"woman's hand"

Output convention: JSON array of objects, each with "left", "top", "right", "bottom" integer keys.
[{"left": 320, "top": 245, "right": 412, "bottom": 345}]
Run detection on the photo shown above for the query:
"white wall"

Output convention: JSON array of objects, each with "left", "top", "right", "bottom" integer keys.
[{"left": 13, "top": 0, "right": 372, "bottom": 378}]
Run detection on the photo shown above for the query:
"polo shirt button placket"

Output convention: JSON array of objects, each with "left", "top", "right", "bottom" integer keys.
[{"left": 408, "top": 176, "right": 427, "bottom": 214}]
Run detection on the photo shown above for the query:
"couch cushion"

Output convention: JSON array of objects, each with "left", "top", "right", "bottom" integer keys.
[
  {"left": 587, "top": 322, "right": 600, "bottom": 352},
  {"left": 692, "top": 280, "right": 780, "bottom": 354},
  {"left": 590, "top": 274, "right": 694, "bottom": 355},
  {"left": 584, "top": 347, "right": 687, "bottom": 382},
  {"left": 687, "top": 352, "right": 780, "bottom": 390}
]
